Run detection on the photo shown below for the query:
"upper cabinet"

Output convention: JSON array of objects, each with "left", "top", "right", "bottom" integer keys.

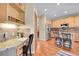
[
  {"left": 64, "top": 17, "right": 75, "bottom": 27},
  {"left": 9, "top": 3, "right": 25, "bottom": 13},
  {"left": 0, "top": 4, "right": 7, "bottom": 22},
  {"left": 51, "top": 19, "right": 65, "bottom": 28},
  {"left": 0, "top": 3, "right": 25, "bottom": 25},
  {"left": 51, "top": 20, "right": 60, "bottom": 28},
  {"left": 51, "top": 15, "right": 79, "bottom": 28}
]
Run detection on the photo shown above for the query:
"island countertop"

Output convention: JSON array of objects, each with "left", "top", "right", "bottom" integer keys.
[{"left": 0, "top": 37, "right": 28, "bottom": 51}]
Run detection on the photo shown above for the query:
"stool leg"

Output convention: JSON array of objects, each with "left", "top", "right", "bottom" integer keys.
[{"left": 29, "top": 46, "right": 32, "bottom": 56}]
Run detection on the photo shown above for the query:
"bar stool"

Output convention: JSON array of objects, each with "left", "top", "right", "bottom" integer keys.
[{"left": 23, "top": 34, "right": 34, "bottom": 56}]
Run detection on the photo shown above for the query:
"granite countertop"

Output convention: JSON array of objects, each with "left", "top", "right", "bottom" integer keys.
[{"left": 0, "top": 37, "right": 28, "bottom": 51}]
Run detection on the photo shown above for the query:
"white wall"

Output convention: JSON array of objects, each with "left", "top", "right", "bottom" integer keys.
[
  {"left": 25, "top": 4, "right": 35, "bottom": 53},
  {"left": 39, "top": 15, "right": 47, "bottom": 41},
  {"left": 39, "top": 15, "right": 51, "bottom": 41}
]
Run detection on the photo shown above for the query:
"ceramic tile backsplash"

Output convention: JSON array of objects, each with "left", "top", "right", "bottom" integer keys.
[{"left": 0, "top": 32, "right": 17, "bottom": 42}]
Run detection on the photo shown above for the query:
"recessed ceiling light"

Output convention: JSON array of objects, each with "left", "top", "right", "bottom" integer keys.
[
  {"left": 57, "top": 3, "right": 60, "bottom": 5},
  {"left": 44, "top": 9, "right": 47, "bottom": 12},
  {"left": 64, "top": 11, "right": 68, "bottom": 14},
  {"left": 54, "top": 14, "right": 57, "bottom": 16}
]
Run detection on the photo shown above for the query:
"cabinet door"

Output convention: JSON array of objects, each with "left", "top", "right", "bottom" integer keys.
[
  {"left": 51, "top": 21, "right": 54, "bottom": 28},
  {"left": 0, "top": 4, "right": 7, "bottom": 22},
  {"left": 14, "top": 3, "right": 25, "bottom": 12},
  {"left": 64, "top": 17, "right": 75, "bottom": 27},
  {"left": 59, "top": 19, "right": 65, "bottom": 25},
  {"left": 52, "top": 20, "right": 57, "bottom": 28},
  {"left": 52, "top": 19, "right": 65, "bottom": 28},
  {"left": 52, "top": 20, "right": 60, "bottom": 28},
  {"left": 0, "top": 48, "right": 8, "bottom": 56},
  {"left": 74, "top": 16, "right": 79, "bottom": 27},
  {"left": 7, "top": 5, "right": 19, "bottom": 20},
  {"left": 20, "top": 4, "right": 25, "bottom": 11}
]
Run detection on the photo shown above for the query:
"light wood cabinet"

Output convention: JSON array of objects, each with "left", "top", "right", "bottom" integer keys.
[
  {"left": 51, "top": 16, "right": 79, "bottom": 28},
  {"left": 0, "top": 4, "right": 7, "bottom": 22},
  {"left": 11, "top": 3, "right": 25, "bottom": 12},
  {"left": 74, "top": 16, "right": 79, "bottom": 27},
  {"left": 19, "top": 3, "right": 25, "bottom": 12},
  {"left": 58, "top": 19, "right": 65, "bottom": 25},
  {"left": 51, "top": 19, "right": 65, "bottom": 28},
  {"left": 0, "top": 3, "right": 25, "bottom": 25},
  {"left": 51, "top": 20, "right": 60, "bottom": 28},
  {"left": 64, "top": 17, "right": 75, "bottom": 27}
]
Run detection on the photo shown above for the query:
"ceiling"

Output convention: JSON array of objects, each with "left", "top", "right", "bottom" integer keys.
[{"left": 33, "top": 3, "right": 79, "bottom": 20}]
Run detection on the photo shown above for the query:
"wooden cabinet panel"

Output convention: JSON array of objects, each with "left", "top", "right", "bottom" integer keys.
[
  {"left": 58, "top": 19, "right": 65, "bottom": 25},
  {"left": 51, "top": 19, "right": 65, "bottom": 28},
  {"left": 10, "top": 3, "right": 25, "bottom": 13},
  {"left": 51, "top": 16, "right": 76, "bottom": 28},
  {"left": 15, "top": 3, "right": 25, "bottom": 12},
  {"left": 52, "top": 20, "right": 60, "bottom": 28},
  {"left": 20, "top": 4, "right": 25, "bottom": 11},
  {"left": 0, "top": 3, "right": 25, "bottom": 25},
  {"left": 9, "top": 3, "right": 25, "bottom": 24},
  {"left": 0, "top": 4, "right": 7, "bottom": 22},
  {"left": 7, "top": 5, "right": 19, "bottom": 20},
  {"left": 74, "top": 16, "right": 79, "bottom": 27},
  {"left": 51, "top": 20, "right": 56, "bottom": 28},
  {"left": 64, "top": 17, "right": 75, "bottom": 27}
]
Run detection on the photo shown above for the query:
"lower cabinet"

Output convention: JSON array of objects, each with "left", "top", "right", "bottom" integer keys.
[
  {"left": 0, "top": 47, "right": 16, "bottom": 56},
  {"left": 0, "top": 41, "right": 27, "bottom": 56},
  {"left": 0, "top": 48, "right": 8, "bottom": 56}
]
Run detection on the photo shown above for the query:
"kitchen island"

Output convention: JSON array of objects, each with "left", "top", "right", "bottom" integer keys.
[{"left": 0, "top": 37, "right": 28, "bottom": 56}]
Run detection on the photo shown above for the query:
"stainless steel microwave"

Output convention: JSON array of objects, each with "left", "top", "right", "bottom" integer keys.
[{"left": 61, "top": 24, "right": 69, "bottom": 31}]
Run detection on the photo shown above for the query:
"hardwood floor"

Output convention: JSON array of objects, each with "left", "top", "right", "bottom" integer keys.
[
  {"left": 34, "top": 39, "right": 60, "bottom": 56},
  {"left": 33, "top": 38, "right": 79, "bottom": 56}
]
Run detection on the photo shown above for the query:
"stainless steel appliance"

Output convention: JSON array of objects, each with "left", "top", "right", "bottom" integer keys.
[
  {"left": 55, "top": 23, "right": 73, "bottom": 49},
  {"left": 56, "top": 37, "right": 63, "bottom": 47},
  {"left": 62, "top": 33, "right": 72, "bottom": 48}
]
